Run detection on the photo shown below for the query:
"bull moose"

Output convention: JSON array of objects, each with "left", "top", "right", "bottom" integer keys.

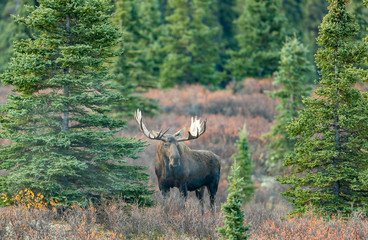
[{"left": 135, "top": 109, "right": 221, "bottom": 209}]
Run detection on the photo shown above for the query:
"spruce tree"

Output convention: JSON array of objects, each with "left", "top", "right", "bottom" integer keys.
[
  {"left": 216, "top": 0, "right": 238, "bottom": 50},
  {"left": 0, "top": 0, "right": 153, "bottom": 205},
  {"left": 159, "top": 0, "right": 222, "bottom": 88},
  {"left": 216, "top": 0, "right": 238, "bottom": 46},
  {"left": 232, "top": 124, "right": 255, "bottom": 204},
  {"left": 303, "top": 0, "right": 329, "bottom": 61},
  {"left": 218, "top": 162, "right": 251, "bottom": 240},
  {"left": 212, "top": 0, "right": 239, "bottom": 86},
  {"left": 226, "top": 0, "right": 286, "bottom": 80},
  {"left": 349, "top": 0, "right": 368, "bottom": 40},
  {"left": 281, "top": 0, "right": 304, "bottom": 36},
  {"left": 112, "top": 0, "right": 160, "bottom": 118},
  {"left": 0, "top": 0, "right": 35, "bottom": 74},
  {"left": 278, "top": 0, "right": 368, "bottom": 216},
  {"left": 265, "top": 37, "right": 313, "bottom": 171},
  {"left": 358, "top": 0, "right": 368, "bottom": 193},
  {"left": 158, "top": 0, "right": 168, "bottom": 24}
]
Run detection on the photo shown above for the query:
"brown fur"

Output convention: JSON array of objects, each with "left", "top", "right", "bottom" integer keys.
[{"left": 154, "top": 135, "right": 221, "bottom": 209}]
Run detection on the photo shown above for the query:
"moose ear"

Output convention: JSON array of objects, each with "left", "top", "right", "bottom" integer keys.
[{"left": 174, "top": 128, "right": 185, "bottom": 138}]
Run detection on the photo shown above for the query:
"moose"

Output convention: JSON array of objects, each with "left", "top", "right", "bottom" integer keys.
[{"left": 135, "top": 109, "right": 221, "bottom": 210}]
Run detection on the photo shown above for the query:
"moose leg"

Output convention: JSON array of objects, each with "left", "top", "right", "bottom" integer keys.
[
  {"left": 195, "top": 187, "right": 205, "bottom": 215},
  {"left": 208, "top": 170, "right": 220, "bottom": 212},
  {"left": 195, "top": 187, "right": 205, "bottom": 203},
  {"left": 159, "top": 184, "right": 170, "bottom": 199},
  {"left": 179, "top": 184, "right": 188, "bottom": 200},
  {"left": 209, "top": 194, "right": 215, "bottom": 211},
  {"left": 207, "top": 183, "right": 218, "bottom": 211},
  {"left": 179, "top": 184, "right": 188, "bottom": 209}
]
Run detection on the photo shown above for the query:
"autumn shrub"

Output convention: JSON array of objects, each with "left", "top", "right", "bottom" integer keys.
[
  {"left": 1, "top": 196, "right": 368, "bottom": 239},
  {"left": 243, "top": 204, "right": 368, "bottom": 240},
  {"left": 242, "top": 78, "right": 275, "bottom": 94},
  {"left": 253, "top": 213, "right": 368, "bottom": 240},
  {"left": 1, "top": 188, "right": 63, "bottom": 210},
  {"left": 0, "top": 205, "right": 57, "bottom": 239},
  {"left": 102, "top": 192, "right": 223, "bottom": 239},
  {"left": 145, "top": 81, "right": 278, "bottom": 121},
  {"left": 0, "top": 202, "right": 114, "bottom": 239},
  {"left": 62, "top": 204, "right": 105, "bottom": 239},
  {"left": 252, "top": 181, "right": 289, "bottom": 210}
]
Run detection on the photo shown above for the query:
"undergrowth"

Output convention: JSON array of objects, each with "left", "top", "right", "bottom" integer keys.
[{"left": 1, "top": 192, "right": 368, "bottom": 239}]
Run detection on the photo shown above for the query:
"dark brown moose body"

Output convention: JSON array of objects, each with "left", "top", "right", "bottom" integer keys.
[{"left": 135, "top": 109, "right": 221, "bottom": 209}]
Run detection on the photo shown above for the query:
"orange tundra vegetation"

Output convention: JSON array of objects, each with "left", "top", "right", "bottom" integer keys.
[
  {"left": 1, "top": 193, "right": 368, "bottom": 239},
  {"left": 129, "top": 79, "right": 278, "bottom": 185}
]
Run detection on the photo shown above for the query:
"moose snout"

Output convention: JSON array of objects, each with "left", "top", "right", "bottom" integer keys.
[{"left": 169, "top": 156, "right": 181, "bottom": 168}]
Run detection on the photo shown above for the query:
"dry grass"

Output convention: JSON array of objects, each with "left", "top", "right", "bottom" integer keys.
[
  {"left": 1, "top": 194, "right": 368, "bottom": 239},
  {"left": 246, "top": 205, "right": 368, "bottom": 240},
  {"left": 103, "top": 192, "right": 222, "bottom": 239},
  {"left": 0, "top": 192, "right": 223, "bottom": 240}
]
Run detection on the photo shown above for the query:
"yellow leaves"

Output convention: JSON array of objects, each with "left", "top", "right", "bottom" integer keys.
[
  {"left": 3, "top": 188, "right": 62, "bottom": 209},
  {"left": 1, "top": 193, "right": 8, "bottom": 201},
  {"left": 1, "top": 192, "right": 14, "bottom": 206}
]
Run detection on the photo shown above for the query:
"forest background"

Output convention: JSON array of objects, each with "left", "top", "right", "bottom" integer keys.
[{"left": 1, "top": 0, "right": 368, "bottom": 239}]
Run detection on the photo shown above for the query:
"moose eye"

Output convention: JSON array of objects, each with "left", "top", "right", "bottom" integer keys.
[{"left": 164, "top": 143, "right": 170, "bottom": 148}]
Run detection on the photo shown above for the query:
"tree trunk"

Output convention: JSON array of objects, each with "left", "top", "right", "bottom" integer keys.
[
  {"left": 332, "top": 47, "right": 340, "bottom": 197},
  {"left": 62, "top": 15, "right": 71, "bottom": 132}
]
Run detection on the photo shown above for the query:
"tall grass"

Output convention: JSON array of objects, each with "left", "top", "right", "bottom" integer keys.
[
  {"left": 0, "top": 192, "right": 222, "bottom": 239},
  {"left": 1, "top": 192, "right": 368, "bottom": 239},
  {"left": 246, "top": 205, "right": 368, "bottom": 239}
]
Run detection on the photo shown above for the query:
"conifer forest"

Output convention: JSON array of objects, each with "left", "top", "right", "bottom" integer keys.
[{"left": 2, "top": 0, "right": 368, "bottom": 239}]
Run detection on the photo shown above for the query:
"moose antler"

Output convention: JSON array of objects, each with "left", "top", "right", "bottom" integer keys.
[
  {"left": 177, "top": 116, "right": 207, "bottom": 142},
  {"left": 135, "top": 109, "right": 169, "bottom": 141}
]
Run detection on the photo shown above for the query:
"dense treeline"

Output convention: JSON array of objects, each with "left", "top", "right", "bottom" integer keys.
[
  {"left": 0, "top": 0, "right": 339, "bottom": 118},
  {"left": 1, "top": 0, "right": 365, "bottom": 90},
  {"left": 1, "top": 0, "right": 366, "bottom": 91},
  {"left": 0, "top": 0, "right": 327, "bottom": 82}
]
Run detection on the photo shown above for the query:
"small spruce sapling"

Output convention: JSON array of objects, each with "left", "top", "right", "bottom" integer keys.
[{"left": 218, "top": 161, "right": 251, "bottom": 239}]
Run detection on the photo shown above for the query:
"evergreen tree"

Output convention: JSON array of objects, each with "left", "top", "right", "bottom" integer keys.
[
  {"left": 232, "top": 124, "right": 255, "bottom": 204},
  {"left": 265, "top": 37, "right": 313, "bottom": 171},
  {"left": 216, "top": 0, "right": 238, "bottom": 50},
  {"left": 302, "top": 0, "right": 329, "bottom": 61},
  {"left": 226, "top": 0, "right": 286, "bottom": 80},
  {"left": 358, "top": 0, "right": 368, "bottom": 193},
  {"left": 0, "top": 0, "right": 35, "bottom": 74},
  {"left": 158, "top": 0, "right": 168, "bottom": 24},
  {"left": 218, "top": 162, "right": 251, "bottom": 240},
  {"left": 0, "top": 0, "right": 153, "bottom": 205},
  {"left": 349, "top": 0, "right": 368, "bottom": 40},
  {"left": 112, "top": 0, "right": 160, "bottom": 118},
  {"left": 159, "top": 0, "right": 223, "bottom": 88},
  {"left": 213, "top": 0, "right": 239, "bottom": 86},
  {"left": 278, "top": 0, "right": 368, "bottom": 216},
  {"left": 282, "top": 0, "right": 304, "bottom": 36}
]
